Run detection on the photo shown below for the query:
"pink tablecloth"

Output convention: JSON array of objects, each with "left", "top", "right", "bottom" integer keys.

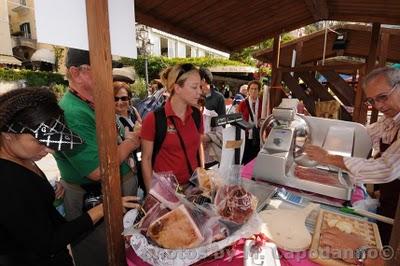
[
  {"left": 126, "top": 242, "right": 320, "bottom": 266},
  {"left": 127, "top": 159, "right": 365, "bottom": 266}
]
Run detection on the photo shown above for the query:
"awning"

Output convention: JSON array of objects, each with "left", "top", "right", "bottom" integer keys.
[
  {"left": 31, "top": 48, "right": 56, "bottom": 64},
  {"left": 208, "top": 66, "right": 257, "bottom": 73},
  {"left": 0, "top": 54, "right": 22, "bottom": 66}
]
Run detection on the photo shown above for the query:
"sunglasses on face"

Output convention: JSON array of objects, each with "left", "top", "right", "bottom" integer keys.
[
  {"left": 175, "top": 63, "right": 196, "bottom": 83},
  {"left": 364, "top": 84, "right": 398, "bottom": 106},
  {"left": 114, "top": 96, "right": 129, "bottom": 102}
]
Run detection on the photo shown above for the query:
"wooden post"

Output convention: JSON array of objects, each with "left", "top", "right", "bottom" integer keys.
[
  {"left": 387, "top": 197, "right": 400, "bottom": 266},
  {"left": 370, "top": 32, "right": 390, "bottom": 124},
  {"left": 365, "top": 23, "right": 381, "bottom": 124},
  {"left": 85, "top": 0, "right": 125, "bottom": 265},
  {"left": 270, "top": 34, "right": 283, "bottom": 112}
]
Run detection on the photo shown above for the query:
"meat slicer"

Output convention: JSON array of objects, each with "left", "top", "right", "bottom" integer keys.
[{"left": 253, "top": 99, "right": 372, "bottom": 200}]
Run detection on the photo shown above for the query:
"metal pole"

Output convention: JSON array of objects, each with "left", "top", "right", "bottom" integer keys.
[
  {"left": 144, "top": 56, "right": 149, "bottom": 85},
  {"left": 322, "top": 20, "right": 328, "bottom": 66}
]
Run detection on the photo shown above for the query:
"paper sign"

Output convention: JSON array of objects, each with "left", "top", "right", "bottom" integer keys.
[{"left": 34, "top": 0, "right": 137, "bottom": 58}]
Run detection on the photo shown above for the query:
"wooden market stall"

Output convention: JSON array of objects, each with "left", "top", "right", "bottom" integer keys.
[
  {"left": 252, "top": 24, "right": 400, "bottom": 123},
  {"left": 81, "top": 0, "right": 400, "bottom": 265}
]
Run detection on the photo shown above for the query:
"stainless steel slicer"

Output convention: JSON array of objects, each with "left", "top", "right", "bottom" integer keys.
[{"left": 253, "top": 99, "right": 372, "bottom": 200}]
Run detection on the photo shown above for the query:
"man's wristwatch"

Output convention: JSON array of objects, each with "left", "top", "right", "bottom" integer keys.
[{"left": 354, "top": 246, "right": 370, "bottom": 265}]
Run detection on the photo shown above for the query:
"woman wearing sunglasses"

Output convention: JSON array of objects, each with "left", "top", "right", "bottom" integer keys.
[
  {"left": 114, "top": 81, "right": 142, "bottom": 129},
  {"left": 0, "top": 87, "right": 139, "bottom": 266},
  {"left": 141, "top": 64, "right": 204, "bottom": 191}
]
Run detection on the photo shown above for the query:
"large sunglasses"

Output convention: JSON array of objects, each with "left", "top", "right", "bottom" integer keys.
[
  {"left": 114, "top": 96, "right": 129, "bottom": 102},
  {"left": 364, "top": 84, "right": 398, "bottom": 106},
  {"left": 175, "top": 63, "right": 196, "bottom": 83}
]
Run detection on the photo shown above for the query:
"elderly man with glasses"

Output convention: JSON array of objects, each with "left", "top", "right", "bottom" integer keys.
[
  {"left": 305, "top": 67, "right": 400, "bottom": 246},
  {"left": 53, "top": 48, "right": 141, "bottom": 266}
]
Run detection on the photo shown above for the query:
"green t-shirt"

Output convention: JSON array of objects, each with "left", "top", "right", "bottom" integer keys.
[{"left": 54, "top": 91, "right": 130, "bottom": 185}]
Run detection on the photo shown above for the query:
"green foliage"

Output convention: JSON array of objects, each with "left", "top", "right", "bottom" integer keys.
[
  {"left": 131, "top": 77, "right": 148, "bottom": 99},
  {"left": 50, "top": 83, "right": 68, "bottom": 99},
  {"left": 0, "top": 68, "right": 67, "bottom": 87},
  {"left": 230, "top": 33, "right": 295, "bottom": 65},
  {"left": 53, "top": 46, "right": 65, "bottom": 72},
  {"left": 120, "top": 56, "right": 249, "bottom": 80}
]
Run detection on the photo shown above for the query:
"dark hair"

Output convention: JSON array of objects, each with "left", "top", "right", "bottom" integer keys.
[
  {"left": 150, "top": 79, "right": 163, "bottom": 90},
  {"left": 247, "top": 80, "right": 262, "bottom": 90},
  {"left": 0, "top": 87, "right": 63, "bottom": 132},
  {"left": 199, "top": 67, "right": 213, "bottom": 84}
]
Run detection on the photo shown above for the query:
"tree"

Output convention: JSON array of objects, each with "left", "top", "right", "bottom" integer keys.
[{"left": 52, "top": 46, "right": 64, "bottom": 72}]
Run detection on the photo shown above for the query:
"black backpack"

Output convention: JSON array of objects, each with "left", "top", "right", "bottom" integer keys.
[{"left": 152, "top": 106, "right": 201, "bottom": 165}]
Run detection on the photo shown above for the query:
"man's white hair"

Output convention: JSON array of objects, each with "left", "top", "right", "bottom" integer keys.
[
  {"left": 239, "top": 84, "right": 248, "bottom": 94},
  {"left": 362, "top": 66, "right": 400, "bottom": 89}
]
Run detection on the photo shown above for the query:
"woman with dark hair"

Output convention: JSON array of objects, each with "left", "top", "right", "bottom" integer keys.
[
  {"left": 0, "top": 87, "right": 139, "bottom": 266},
  {"left": 237, "top": 80, "right": 262, "bottom": 165},
  {"left": 141, "top": 64, "right": 204, "bottom": 190}
]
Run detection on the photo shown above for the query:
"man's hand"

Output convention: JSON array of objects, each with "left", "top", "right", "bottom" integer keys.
[
  {"left": 54, "top": 181, "right": 65, "bottom": 199},
  {"left": 304, "top": 144, "right": 329, "bottom": 163}
]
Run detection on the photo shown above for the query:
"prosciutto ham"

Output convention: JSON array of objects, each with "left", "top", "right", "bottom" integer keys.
[
  {"left": 214, "top": 185, "right": 257, "bottom": 225},
  {"left": 294, "top": 166, "right": 341, "bottom": 186}
]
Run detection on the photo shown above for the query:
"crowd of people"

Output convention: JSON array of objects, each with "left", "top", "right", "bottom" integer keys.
[{"left": 1, "top": 47, "right": 398, "bottom": 266}]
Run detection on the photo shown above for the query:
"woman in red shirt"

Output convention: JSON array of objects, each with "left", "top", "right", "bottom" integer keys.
[
  {"left": 237, "top": 80, "right": 262, "bottom": 165},
  {"left": 141, "top": 64, "right": 204, "bottom": 190}
]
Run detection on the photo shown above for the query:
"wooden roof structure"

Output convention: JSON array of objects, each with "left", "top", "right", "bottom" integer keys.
[
  {"left": 253, "top": 24, "right": 400, "bottom": 66},
  {"left": 134, "top": 0, "right": 400, "bottom": 52}
]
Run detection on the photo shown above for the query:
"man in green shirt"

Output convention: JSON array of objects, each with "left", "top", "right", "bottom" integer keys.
[{"left": 54, "top": 48, "right": 140, "bottom": 266}]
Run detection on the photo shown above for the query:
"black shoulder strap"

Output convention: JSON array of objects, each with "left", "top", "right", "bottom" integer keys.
[
  {"left": 152, "top": 107, "right": 167, "bottom": 165},
  {"left": 191, "top": 106, "right": 201, "bottom": 130},
  {"left": 119, "top": 116, "right": 133, "bottom": 131},
  {"left": 151, "top": 106, "right": 201, "bottom": 166}
]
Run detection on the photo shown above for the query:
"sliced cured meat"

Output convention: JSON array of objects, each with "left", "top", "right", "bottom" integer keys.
[
  {"left": 138, "top": 202, "right": 169, "bottom": 234},
  {"left": 149, "top": 173, "right": 180, "bottom": 209},
  {"left": 147, "top": 205, "right": 204, "bottom": 249},
  {"left": 142, "top": 194, "right": 160, "bottom": 212},
  {"left": 214, "top": 185, "right": 257, "bottom": 225},
  {"left": 294, "top": 166, "right": 341, "bottom": 186}
]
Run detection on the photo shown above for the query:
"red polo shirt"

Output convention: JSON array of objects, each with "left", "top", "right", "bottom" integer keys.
[{"left": 141, "top": 100, "right": 204, "bottom": 184}]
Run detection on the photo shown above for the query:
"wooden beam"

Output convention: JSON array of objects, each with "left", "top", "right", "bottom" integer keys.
[
  {"left": 85, "top": 0, "right": 125, "bottom": 265},
  {"left": 270, "top": 35, "right": 284, "bottom": 112},
  {"left": 280, "top": 64, "right": 364, "bottom": 73},
  {"left": 352, "top": 66, "right": 368, "bottom": 124},
  {"left": 366, "top": 23, "right": 381, "bottom": 125},
  {"left": 295, "top": 41, "right": 303, "bottom": 65},
  {"left": 388, "top": 197, "right": 400, "bottom": 266},
  {"left": 282, "top": 72, "right": 315, "bottom": 115},
  {"left": 297, "top": 72, "right": 353, "bottom": 121},
  {"left": 318, "top": 70, "right": 355, "bottom": 106},
  {"left": 297, "top": 72, "right": 332, "bottom": 101},
  {"left": 303, "top": 0, "right": 329, "bottom": 20},
  {"left": 370, "top": 32, "right": 391, "bottom": 123}
]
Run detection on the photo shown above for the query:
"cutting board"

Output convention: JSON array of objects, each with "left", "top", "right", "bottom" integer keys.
[
  {"left": 309, "top": 210, "right": 382, "bottom": 266},
  {"left": 259, "top": 203, "right": 320, "bottom": 252}
]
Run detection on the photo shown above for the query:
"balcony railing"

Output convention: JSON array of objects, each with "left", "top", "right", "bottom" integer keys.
[{"left": 11, "top": 36, "right": 37, "bottom": 49}]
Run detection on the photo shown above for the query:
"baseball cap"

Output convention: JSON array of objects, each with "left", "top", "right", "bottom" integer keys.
[
  {"left": 66, "top": 48, "right": 124, "bottom": 68},
  {"left": 65, "top": 48, "right": 90, "bottom": 68},
  {"left": 4, "top": 115, "right": 84, "bottom": 151}
]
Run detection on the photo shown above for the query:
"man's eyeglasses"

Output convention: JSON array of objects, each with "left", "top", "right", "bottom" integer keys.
[
  {"left": 175, "top": 63, "right": 196, "bottom": 83},
  {"left": 114, "top": 96, "right": 129, "bottom": 102},
  {"left": 364, "top": 84, "right": 398, "bottom": 106}
]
